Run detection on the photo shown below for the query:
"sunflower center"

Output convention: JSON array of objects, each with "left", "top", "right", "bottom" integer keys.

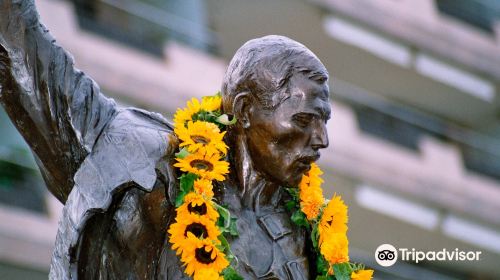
[
  {"left": 195, "top": 246, "right": 216, "bottom": 264},
  {"left": 190, "top": 159, "right": 214, "bottom": 171},
  {"left": 188, "top": 203, "right": 208, "bottom": 215},
  {"left": 185, "top": 223, "right": 208, "bottom": 238},
  {"left": 191, "top": 135, "right": 210, "bottom": 145}
]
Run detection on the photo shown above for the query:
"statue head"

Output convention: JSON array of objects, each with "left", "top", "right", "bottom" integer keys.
[{"left": 221, "top": 35, "right": 331, "bottom": 187}]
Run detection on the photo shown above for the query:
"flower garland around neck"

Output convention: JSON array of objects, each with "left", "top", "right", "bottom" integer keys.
[
  {"left": 168, "top": 93, "right": 373, "bottom": 280},
  {"left": 285, "top": 164, "right": 374, "bottom": 279}
]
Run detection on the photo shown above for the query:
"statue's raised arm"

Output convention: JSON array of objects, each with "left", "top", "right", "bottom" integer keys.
[
  {"left": 1, "top": 2, "right": 179, "bottom": 279},
  {"left": 0, "top": 0, "right": 117, "bottom": 203}
]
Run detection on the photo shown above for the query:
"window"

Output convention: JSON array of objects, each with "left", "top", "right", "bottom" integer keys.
[
  {"left": 436, "top": 0, "right": 500, "bottom": 34},
  {"left": 0, "top": 108, "right": 46, "bottom": 214},
  {"left": 461, "top": 145, "right": 500, "bottom": 181},
  {"left": 354, "top": 106, "right": 425, "bottom": 151},
  {"left": 71, "top": 0, "right": 216, "bottom": 56}
]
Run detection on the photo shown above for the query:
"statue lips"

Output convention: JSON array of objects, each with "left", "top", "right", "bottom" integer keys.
[{"left": 295, "top": 153, "right": 320, "bottom": 172}]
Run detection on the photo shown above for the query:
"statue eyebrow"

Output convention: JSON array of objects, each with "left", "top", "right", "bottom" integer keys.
[
  {"left": 294, "top": 108, "right": 330, "bottom": 122},
  {"left": 303, "top": 69, "right": 328, "bottom": 83}
]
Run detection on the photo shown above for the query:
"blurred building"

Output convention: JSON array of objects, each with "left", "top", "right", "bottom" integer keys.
[{"left": 1, "top": 0, "right": 499, "bottom": 279}]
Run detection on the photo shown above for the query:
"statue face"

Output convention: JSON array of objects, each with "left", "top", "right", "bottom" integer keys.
[{"left": 245, "top": 73, "right": 330, "bottom": 187}]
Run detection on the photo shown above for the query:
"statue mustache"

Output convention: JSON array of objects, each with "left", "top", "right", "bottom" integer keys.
[{"left": 296, "top": 153, "right": 320, "bottom": 164}]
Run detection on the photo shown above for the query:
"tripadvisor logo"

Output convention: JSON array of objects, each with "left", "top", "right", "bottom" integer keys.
[
  {"left": 375, "top": 244, "right": 398, "bottom": 267},
  {"left": 375, "top": 244, "right": 482, "bottom": 267}
]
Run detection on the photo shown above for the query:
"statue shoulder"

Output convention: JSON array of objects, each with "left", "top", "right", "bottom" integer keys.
[
  {"left": 74, "top": 107, "right": 178, "bottom": 200},
  {"left": 50, "top": 107, "right": 179, "bottom": 279},
  {"left": 105, "top": 107, "right": 177, "bottom": 160}
]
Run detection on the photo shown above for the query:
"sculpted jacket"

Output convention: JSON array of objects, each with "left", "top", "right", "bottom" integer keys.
[{"left": 0, "top": 1, "right": 312, "bottom": 279}]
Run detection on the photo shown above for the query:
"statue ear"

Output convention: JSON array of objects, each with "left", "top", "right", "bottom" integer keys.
[{"left": 232, "top": 91, "right": 252, "bottom": 128}]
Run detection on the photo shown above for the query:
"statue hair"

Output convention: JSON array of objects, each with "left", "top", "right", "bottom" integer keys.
[{"left": 221, "top": 35, "right": 329, "bottom": 114}]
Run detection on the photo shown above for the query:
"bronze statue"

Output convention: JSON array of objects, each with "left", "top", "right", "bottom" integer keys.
[{"left": 0, "top": 1, "right": 330, "bottom": 279}]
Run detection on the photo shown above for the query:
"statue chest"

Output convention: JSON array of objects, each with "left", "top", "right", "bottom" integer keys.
[
  {"left": 80, "top": 179, "right": 311, "bottom": 279},
  {"left": 227, "top": 208, "right": 310, "bottom": 280},
  {"left": 159, "top": 206, "right": 310, "bottom": 280}
]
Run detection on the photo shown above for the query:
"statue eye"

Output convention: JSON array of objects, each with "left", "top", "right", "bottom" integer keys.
[{"left": 292, "top": 113, "right": 314, "bottom": 128}]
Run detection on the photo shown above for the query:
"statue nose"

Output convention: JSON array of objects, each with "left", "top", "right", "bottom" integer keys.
[{"left": 311, "top": 123, "right": 329, "bottom": 150}]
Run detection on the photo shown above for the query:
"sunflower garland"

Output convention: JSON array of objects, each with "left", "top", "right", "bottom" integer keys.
[
  {"left": 169, "top": 92, "right": 241, "bottom": 280},
  {"left": 286, "top": 162, "right": 373, "bottom": 280},
  {"left": 298, "top": 163, "right": 325, "bottom": 220},
  {"left": 175, "top": 121, "right": 228, "bottom": 155},
  {"left": 175, "top": 151, "right": 230, "bottom": 181},
  {"left": 169, "top": 93, "right": 373, "bottom": 280}
]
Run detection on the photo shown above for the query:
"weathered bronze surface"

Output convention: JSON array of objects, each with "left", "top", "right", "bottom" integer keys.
[{"left": 0, "top": 1, "right": 330, "bottom": 279}]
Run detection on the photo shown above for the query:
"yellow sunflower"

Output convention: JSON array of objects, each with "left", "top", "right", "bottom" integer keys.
[
  {"left": 351, "top": 269, "right": 374, "bottom": 280},
  {"left": 306, "top": 164, "right": 324, "bottom": 193},
  {"left": 299, "top": 163, "right": 325, "bottom": 220},
  {"left": 173, "top": 98, "right": 203, "bottom": 130},
  {"left": 194, "top": 179, "right": 215, "bottom": 199},
  {"left": 319, "top": 195, "right": 348, "bottom": 244},
  {"left": 168, "top": 214, "right": 221, "bottom": 256},
  {"left": 307, "top": 162, "right": 324, "bottom": 182},
  {"left": 175, "top": 121, "right": 228, "bottom": 155},
  {"left": 201, "top": 95, "right": 222, "bottom": 112},
  {"left": 194, "top": 268, "right": 223, "bottom": 280},
  {"left": 320, "top": 232, "right": 349, "bottom": 265},
  {"left": 181, "top": 236, "right": 229, "bottom": 276},
  {"left": 174, "top": 150, "right": 229, "bottom": 181},
  {"left": 300, "top": 189, "right": 324, "bottom": 220},
  {"left": 176, "top": 192, "right": 219, "bottom": 221}
]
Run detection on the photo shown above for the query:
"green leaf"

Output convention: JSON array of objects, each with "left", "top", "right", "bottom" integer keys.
[
  {"left": 229, "top": 218, "right": 239, "bottom": 236},
  {"left": 311, "top": 224, "right": 319, "bottom": 249},
  {"left": 291, "top": 210, "right": 309, "bottom": 228},
  {"left": 214, "top": 203, "right": 232, "bottom": 229},
  {"left": 349, "top": 262, "right": 366, "bottom": 274},
  {"left": 332, "top": 263, "right": 352, "bottom": 280},
  {"left": 207, "top": 111, "right": 222, "bottom": 122},
  {"left": 218, "top": 235, "right": 239, "bottom": 271},
  {"left": 174, "top": 193, "right": 186, "bottom": 208},
  {"left": 216, "top": 244, "right": 225, "bottom": 252},
  {"left": 285, "top": 187, "right": 300, "bottom": 199},
  {"left": 285, "top": 200, "right": 297, "bottom": 211},
  {"left": 218, "top": 234, "right": 231, "bottom": 252},
  {"left": 222, "top": 267, "right": 244, "bottom": 280},
  {"left": 193, "top": 110, "right": 213, "bottom": 122},
  {"left": 175, "top": 147, "right": 190, "bottom": 159},
  {"left": 180, "top": 173, "right": 197, "bottom": 193},
  {"left": 175, "top": 173, "right": 197, "bottom": 207},
  {"left": 316, "top": 255, "right": 329, "bottom": 276},
  {"left": 216, "top": 114, "right": 237, "bottom": 125},
  {"left": 192, "top": 111, "right": 203, "bottom": 122},
  {"left": 315, "top": 276, "right": 335, "bottom": 280}
]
